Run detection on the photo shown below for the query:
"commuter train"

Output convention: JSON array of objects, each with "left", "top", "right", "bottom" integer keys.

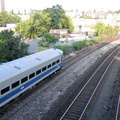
[{"left": 0, "top": 48, "right": 63, "bottom": 107}]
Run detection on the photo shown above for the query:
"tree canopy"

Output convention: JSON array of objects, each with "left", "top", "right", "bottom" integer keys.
[
  {"left": 0, "top": 12, "right": 21, "bottom": 27},
  {"left": 38, "top": 33, "right": 59, "bottom": 50},
  {"left": 43, "top": 4, "right": 74, "bottom": 32},
  {"left": 41, "top": 32, "right": 58, "bottom": 44},
  {"left": 94, "top": 21, "right": 105, "bottom": 37},
  {"left": 15, "top": 12, "right": 51, "bottom": 39},
  {"left": 94, "top": 21, "right": 120, "bottom": 39},
  {"left": 43, "top": 4, "right": 66, "bottom": 29},
  {"left": 0, "top": 30, "right": 29, "bottom": 63},
  {"left": 15, "top": 4, "right": 74, "bottom": 39}
]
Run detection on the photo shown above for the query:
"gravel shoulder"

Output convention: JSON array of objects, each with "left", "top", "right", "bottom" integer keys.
[
  {"left": 0, "top": 40, "right": 120, "bottom": 120},
  {"left": 87, "top": 53, "right": 120, "bottom": 120}
]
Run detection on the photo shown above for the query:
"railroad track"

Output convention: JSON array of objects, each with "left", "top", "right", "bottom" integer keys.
[
  {"left": 108, "top": 70, "right": 120, "bottom": 120},
  {"left": 0, "top": 43, "right": 119, "bottom": 119},
  {"left": 0, "top": 43, "right": 104, "bottom": 115},
  {"left": 62, "top": 43, "right": 105, "bottom": 69},
  {"left": 115, "top": 95, "right": 120, "bottom": 120},
  {"left": 50, "top": 47, "right": 120, "bottom": 120}
]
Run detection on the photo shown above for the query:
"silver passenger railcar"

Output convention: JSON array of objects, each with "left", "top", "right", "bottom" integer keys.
[{"left": 0, "top": 48, "right": 63, "bottom": 107}]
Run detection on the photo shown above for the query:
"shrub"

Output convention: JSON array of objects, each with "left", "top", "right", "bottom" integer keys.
[
  {"left": 38, "top": 47, "right": 48, "bottom": 51},
  {"left": 72, "top": 41, "right": 86, "bottom": 51},
  {"left": 54, "top": 45, "right": 70, "bottom": 55},
  {"left": 91, "top": 36, "right": 101, "bottom": 43}
]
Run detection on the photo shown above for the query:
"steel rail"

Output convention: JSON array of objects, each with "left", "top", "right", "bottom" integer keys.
[
  {"left": 63, "top": 43, "right": 108, "bottom": 65},
  {"left": 63, "top": 47, "right": 97, "bottom": 64},
  {"left": 60, "top": 47, "right": 120, "bottom": 120},
  {"left": 79, "top": 51, "right": 120, "bottom": 120},
  {"left": 115, "top": 95, "right": 120, "bottom": 120},
  {"left": 62, "top": 47, "right": 100, "bottom": 69},
  {"left": 0, "top": 44, "right": 103, "bottom": 114}
]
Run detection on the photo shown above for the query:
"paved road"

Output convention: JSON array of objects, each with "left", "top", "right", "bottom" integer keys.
[{"left": 24, "top": 39, "right": 39, "bottom": 53}]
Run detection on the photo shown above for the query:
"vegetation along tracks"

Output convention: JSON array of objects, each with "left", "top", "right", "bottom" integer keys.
[
  {"left": 0, "top": 43, "right": 119, "bottom": 119},
  {"left": 0, "top": 43, "right": 104, "bottom": 115},
  {"left": 51, "top": 46, "right": 120, "bottom": 120},
  {"left": 62, "top": 43, "right": 105, "bottom": 69}
]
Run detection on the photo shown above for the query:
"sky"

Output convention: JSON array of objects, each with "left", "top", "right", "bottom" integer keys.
[{"left": 5, "top": 0, "right": 120, "bottom": 11}]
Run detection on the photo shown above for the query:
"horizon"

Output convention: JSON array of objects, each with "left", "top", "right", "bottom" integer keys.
[{"left": 4, "top": 0, "right": 120, "bottom": 11}]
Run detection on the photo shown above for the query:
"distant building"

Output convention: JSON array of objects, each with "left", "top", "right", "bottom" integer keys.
[
  {"left": 0, "top": 24, "right": 16, "bottom": 32},
  {"left": 50, "top": 29, "right": 68, "bottom": 38},
  {"left": 7, "top": 8, "right": 32, "bottom": 15},
  {"left": 0, "top": 0, "right": 5, "bottom": 12},
  {"left": 18, "top": 15, "right": 30, "bottom": 21}
]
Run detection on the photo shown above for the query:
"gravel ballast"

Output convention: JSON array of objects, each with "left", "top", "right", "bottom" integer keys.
[{"left": 0, "top": 40, "right": 120, "bottom": 120}]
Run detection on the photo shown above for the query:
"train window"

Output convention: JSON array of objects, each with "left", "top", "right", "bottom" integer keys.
[
  {"left": 48, "top": 64, "right": 51, "bottom": 68},
  {"left": 21, "top": 76, "right": 28, "bottom": 83},
  {"left": 36, "top": 69, "right": 41, "bottom": 75},
  {"left": 1, "top": 86, "right": 10, "bottom": 95},
  {"left": 56, "top": 60, "right": 60, "bottom": 63},
  {"left": 29, "top": 73, "right": 35, "bottom": 79},
  {"left": 42, "top": 67, "right": 46, "bottom": 72},
  {"left": 52, "top": 62, "right": 56, "bottom": 66},
  {"left": 12, "top": 81, "right": 20, "bottom": 89}
]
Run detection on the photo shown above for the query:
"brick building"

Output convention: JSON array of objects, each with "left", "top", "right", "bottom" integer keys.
[{"left": 50, "top": 29, "right": 68, "bottom": 38}]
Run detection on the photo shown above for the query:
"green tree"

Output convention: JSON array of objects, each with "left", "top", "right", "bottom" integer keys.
[
  {"left": 114, "top": 25, "right": 120, "bottom": 35},
  {"left": 0, "top": 12, "right": 21, "bottom": 27},
  {"left": 15, "top": 12, "right": 51, "bottom": 39},
  {"left": 43, "top": 4, "right": 65, "bottom": 29},
  {"left": 0, "top": 40, "right": 7, "bottom": 62},
  {"left": 104, "top": 25, "right": 115, "bottom": 39},
  {"left": 54, "top": 45, "right": 70, "bottom": 55},
  {"left": 65, "top": 15, "right": 74, "bottom": 33},
  {"left": 31, "top": 13, "right": 51, "bottom": 36},
  {"left": 94, "top": 21, "right": 120, "bottom": 39},
  {"left": 15, "top": 5, "right": 74, "bottom": 39},
  {"left": 80, "top": 15, "right": 92, "bottom": 19},
  {"left": 43, "top": 4, "right": 74, "bottom": 33},
  {"left": 38, "top": 33, "right": 58, "bottom": 51},
  {"left": 94, "top": 21, "right": 105, "bottom": 37},
  {"left": 108, "top": 10, "right": 114, "bottom": 15},
  {"left": 0, "top": 30, "right": 29, "bottom": 63},
  {"left": 72, "top": 41, "right": 86, "bottom": 51},
  {"left": 38, "top": 33, "right": 58, "bottom": 48},
  {"left": 41, "top": 33, "right": 58, "bottom": 44},
  {"left": 15, "top": 20, "right": 31, "bottom": 38}
]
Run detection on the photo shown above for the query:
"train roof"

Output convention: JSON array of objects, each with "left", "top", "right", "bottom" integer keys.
[{"left": 0, "top": 48, "right": 63, "bottom": 83}]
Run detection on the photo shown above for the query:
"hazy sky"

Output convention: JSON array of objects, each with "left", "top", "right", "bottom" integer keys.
[{"left": 5, "top": 0, "right": 120, "bottom": 11}]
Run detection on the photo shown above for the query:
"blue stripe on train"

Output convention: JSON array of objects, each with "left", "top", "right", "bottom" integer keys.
[{"left": 0, "top": 63, "right": 62, "bottom": 104}]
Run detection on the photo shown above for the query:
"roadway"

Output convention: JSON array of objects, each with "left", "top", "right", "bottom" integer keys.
[{"left": 24, "top": 36, "right": 91, "bottom": 53}]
